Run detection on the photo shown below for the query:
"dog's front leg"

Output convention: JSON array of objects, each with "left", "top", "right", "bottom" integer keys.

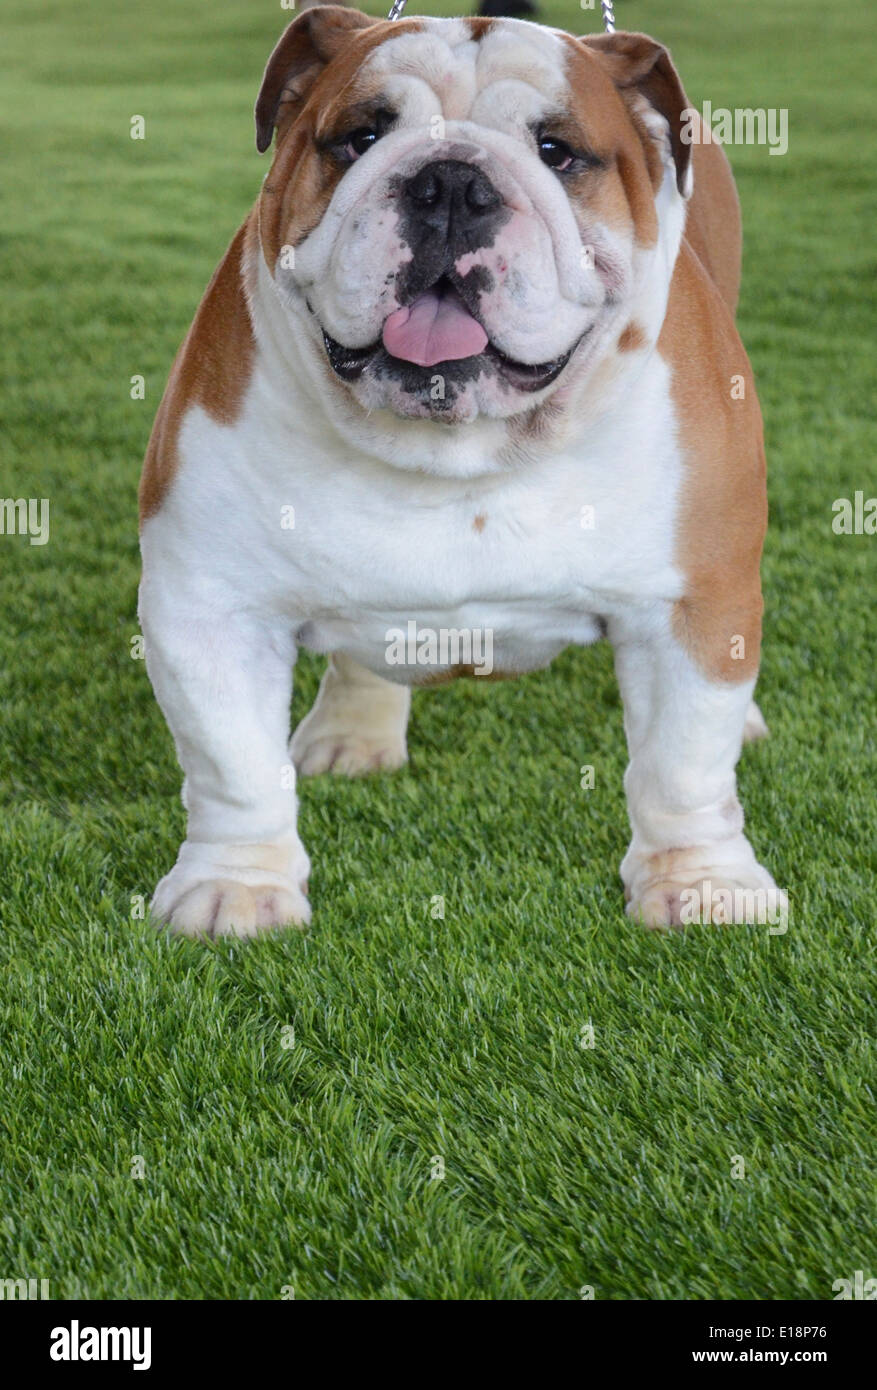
[
  {"left": 140, "top": 584, "right": 310, "bottom": 938},
  {"left": 611, "top": 613, "right": 786, "bottom": 929}
]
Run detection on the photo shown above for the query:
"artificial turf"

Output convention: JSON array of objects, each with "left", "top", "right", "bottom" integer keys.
[{"left": 0, "top": 0, "right": 874, "bottom": 1299}]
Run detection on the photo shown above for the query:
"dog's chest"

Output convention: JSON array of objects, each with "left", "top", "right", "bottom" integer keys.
[
  {"left": 172, "top": 361, "right": 685, "bottom": 680},
  {"left": 284, "top": 455, "right": 679, "bottom": 684}
]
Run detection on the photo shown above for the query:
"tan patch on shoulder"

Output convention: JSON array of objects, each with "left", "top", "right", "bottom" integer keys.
[
  {"left": 472, "top": 512, "right": 487, "bottom": 533},
  {"left": 659, "top": 242, "right": 766, "bottom": 683},
  {"left": 139, "top": 216, "right": 257, "bottom": 523}
]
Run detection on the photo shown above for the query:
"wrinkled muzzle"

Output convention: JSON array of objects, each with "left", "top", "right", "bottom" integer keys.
[{"left": 281, "top": 126, "right": 624, "bottom": 422}]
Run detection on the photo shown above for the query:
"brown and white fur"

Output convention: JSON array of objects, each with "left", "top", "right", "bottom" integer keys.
[{"left": 139, "top": 11, "right": 784, "bottom": 936}]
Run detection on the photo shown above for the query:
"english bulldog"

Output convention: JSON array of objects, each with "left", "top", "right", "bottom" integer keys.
[{"left": 139, "top": 9, "right": 786, "bottom": 936}]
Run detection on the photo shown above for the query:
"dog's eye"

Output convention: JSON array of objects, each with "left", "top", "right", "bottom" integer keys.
[
  {"left": 344, "top": 127, "right": 379, "bottom": 161},
  {"left": 538, "top": 136, "right": 575, "bottom": 172}
]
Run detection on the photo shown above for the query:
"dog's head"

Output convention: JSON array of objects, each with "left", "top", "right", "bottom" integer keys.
[{"left": 255, "top": 10, "right": 691, "bottom": 461}]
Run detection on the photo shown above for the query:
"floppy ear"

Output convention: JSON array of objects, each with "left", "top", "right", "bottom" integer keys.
[
  {"left": 583, "top": 31, "right": 692, "bottom": 197},
  {"left": 255, "top": 6, "right": 379, "bottom": 154}
]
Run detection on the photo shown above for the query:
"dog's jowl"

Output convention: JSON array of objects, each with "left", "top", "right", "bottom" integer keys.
[{"left": 138, "top": 9, "right": 785, "bottom": 936}]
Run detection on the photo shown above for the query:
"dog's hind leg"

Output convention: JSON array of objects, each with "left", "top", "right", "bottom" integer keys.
[{"left": 291, "top": 653, "right": 410, "bottom": 777}]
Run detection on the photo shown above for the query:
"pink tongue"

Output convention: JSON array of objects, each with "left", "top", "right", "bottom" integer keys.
[{"left": 382, "top": 286, "right": 488, "bottom": 366}]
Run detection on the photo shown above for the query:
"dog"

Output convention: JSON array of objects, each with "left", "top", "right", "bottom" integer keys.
[{"left": 139, "top": 9, "right": 785, "bottom": 936}]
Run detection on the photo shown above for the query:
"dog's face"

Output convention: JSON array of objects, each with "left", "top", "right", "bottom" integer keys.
[{"left": 256, "top": 11, "right": 690, "bottom": 441}]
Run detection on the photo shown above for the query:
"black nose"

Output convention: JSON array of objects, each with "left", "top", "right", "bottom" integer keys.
[{"left": 401, "top": 159, "right": 503, "bottom": 240}]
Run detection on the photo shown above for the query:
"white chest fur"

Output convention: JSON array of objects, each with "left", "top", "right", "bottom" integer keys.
[{"left": 143, "top": 343, "right": 685, "bottom": 683}]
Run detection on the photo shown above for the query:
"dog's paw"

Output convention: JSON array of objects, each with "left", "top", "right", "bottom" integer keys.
[
  {"left": 291, "top": 657, "right": 410, "bottom": 778},
  {"left": 150, "top": 839, "right": 311, "bottom": 939},
  {"left": 623, "top": 842, "right": 787, "bottom": 930},
  {"left": 291, "top": 714, "right": 407, "bottom": 777},
  {"left": 155, "top": 879, "right": 310, "bottom": 939}
]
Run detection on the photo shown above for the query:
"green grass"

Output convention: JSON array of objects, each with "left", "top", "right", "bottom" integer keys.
[{"left": 0, "top": 0, "right": 875, "bottom": 1300}]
